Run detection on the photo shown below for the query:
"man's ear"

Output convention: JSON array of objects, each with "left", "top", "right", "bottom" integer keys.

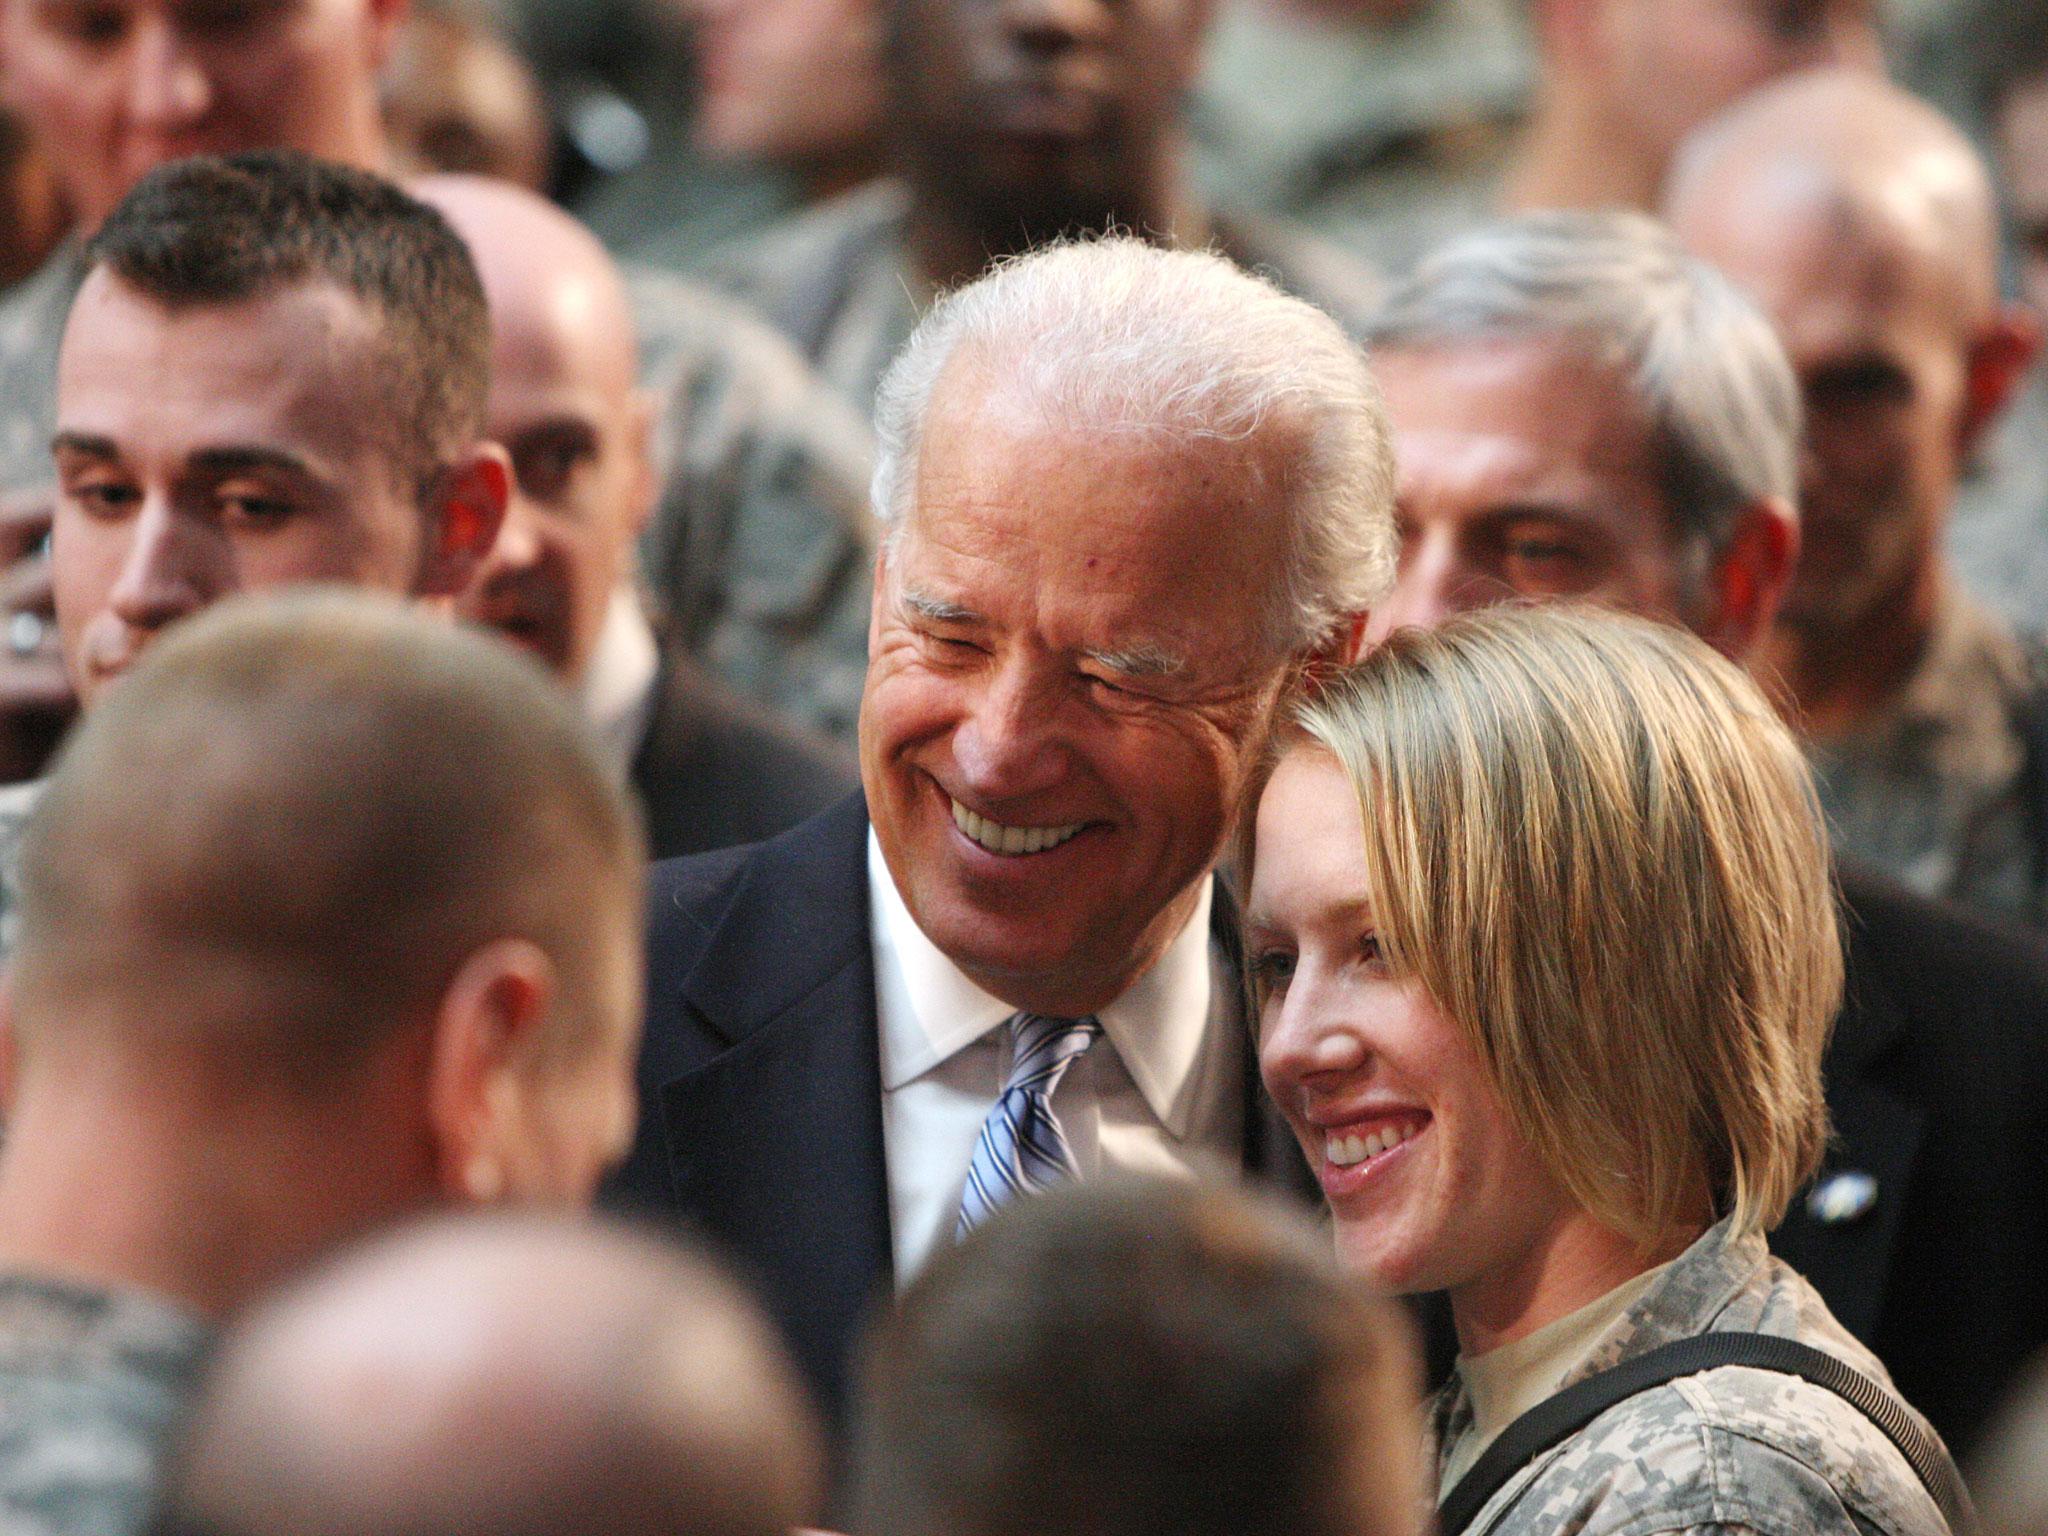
[
  {"left": 417, "top": 444, "right": 512, "bottom": 599},
  {"left": 1294, "top": 612, "right": 1371, "bottom": 695},
  {"left": 425, "top": 938, "right": 557, "bottom": 1206},
  {"left": 1959, "top": 304, "right": 2043, "bottom": 456},
  {"left": 1695, "top": 498, "right": 1797, "bottom": 661}
]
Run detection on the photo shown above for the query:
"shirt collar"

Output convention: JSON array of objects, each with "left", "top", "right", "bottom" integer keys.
[
  {"left": 580, "top": 587, "right": 660, "bottom": 773},
  {"left": 867, "top": 829, "right": 1217, "bottom": 1135}
]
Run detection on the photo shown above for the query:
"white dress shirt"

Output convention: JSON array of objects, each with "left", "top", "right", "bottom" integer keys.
[
  {"left": 867, "top": 830, "right": 1245, "bottom": 1286},
  {"left": 579, "top": 587, "right": 662, "bottom": 776}
]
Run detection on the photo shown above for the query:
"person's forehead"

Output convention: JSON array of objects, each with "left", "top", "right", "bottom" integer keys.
[
  {"left": 1377, "top": 339, "right": 1665, "bottom": 507},
  {"left": 57, "top": 272, "right": 402, "bottom": 470}
]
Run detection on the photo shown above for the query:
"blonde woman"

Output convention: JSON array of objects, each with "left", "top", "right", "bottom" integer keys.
[{"left": 1243, "top": 604, "right": 1966, "bottom": 1536}]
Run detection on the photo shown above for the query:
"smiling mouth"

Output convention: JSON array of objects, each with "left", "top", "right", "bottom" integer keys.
[
  {"left": 949, "top": 796, "right": 1086, "bottom": 857},
  {"left": 1325, "top": 1117, "right": 1426, "bottom": 1169}
]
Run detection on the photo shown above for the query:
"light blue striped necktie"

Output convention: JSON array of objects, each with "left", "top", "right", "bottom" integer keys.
[{"left": 954, "top": 1013, "right": 1103, "bottom": 1238}]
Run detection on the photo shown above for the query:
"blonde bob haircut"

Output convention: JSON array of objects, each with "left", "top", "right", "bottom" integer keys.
[{"left": 1242, "top": 604, "right": 1840, "bottom": 1247}]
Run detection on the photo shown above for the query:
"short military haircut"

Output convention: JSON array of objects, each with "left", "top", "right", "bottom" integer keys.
[
  {"left": 11, "top": 589, "right": 644, "bottom": 1085},
  {"left": 849, "top": 1176, "right": 1423, "bottom": 1536},
  {"left": 1241, "top": 604, "right": 1839, "bottom": 1247},
  {"left": 85, "top": 150, "right": 491, "bottom": 490},
  {"left": 1367, "top": 210, "right": 1802, "bottom": 563}
]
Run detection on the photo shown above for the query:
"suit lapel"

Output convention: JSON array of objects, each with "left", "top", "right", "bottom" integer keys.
[{"left": 658, "top": 795, "right": 893, "bottom": 1419}]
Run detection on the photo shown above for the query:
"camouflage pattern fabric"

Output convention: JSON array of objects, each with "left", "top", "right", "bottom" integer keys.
[
  {"left": 1809, "top": 585, "right": 2048, "bottom": 927},
  {"left": 1432, "top": 1220, "right": 1958, "bottom": 1536},
  {"left": 0, "top": 1273, "right": 209, "bottom": 1536},
  {"left": 0, "top": 250, "right": 875, "bottom": 743},
  {"left": 702, "top": 179, "right": 1387, "bottom": 421}
]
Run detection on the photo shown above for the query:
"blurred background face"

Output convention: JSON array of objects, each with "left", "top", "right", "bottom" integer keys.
[
  {"left": 680, "top": 0, "right": 882, "bottom": 170},
  {"left": 381, "top": 6, "right": 552, "bottom": 191},
  {"left": 51, "top": 275, "right": 432, "bottom": 705},
  {"left": 1593, "top": 0, "right": 1881, "bottom": 169},
  {"left": 0, "top": 106, "right": 68, "bottom": 285},
  {"left": 1249, "top": 747, "right": 1579, "bottom": 1298},
  {"left": 2000, "top": 70, "right": 2048, "bottom": 322},
  {"left": 1365, "top": 338, "right": 1694, "bottom": 644},
  {"left": 0, "top": 0, "right": 399, "bottom": 231},
  {"left": 454, "top": 266, "right": 650, "bottom": 687},
  {"left": 886, "top": 0, "right": 1208, "bottom": 237},
  {"left": 1681, "top": 200, "right": 1966, "bottom": 634}
]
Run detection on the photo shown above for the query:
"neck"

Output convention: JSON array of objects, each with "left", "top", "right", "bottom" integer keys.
[
  {"left": 0, "top": 1064, "right": 434, "bottom": 1319},
  {"left": 1758, "top": 564, "right": 1944, "bottom": 740},
  {"left": 1450, "top": 1210, "right": 1696, "bottom": 1357},
  {"left": 1502, "top": 77, "right": 1663, "bottom": 214},
  {"left": 903, "top": 143, "right": 1209, "bottom": 293},
  {"left": 798, "top": 142, "right": 884, "bottom": 203}
]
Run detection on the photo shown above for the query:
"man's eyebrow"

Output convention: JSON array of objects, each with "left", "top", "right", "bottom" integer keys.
[
  {"left": 50, "top": 432, "right": 119, "bottom": 461},
  {"left": 185, "top": 446, "right": 320, "bottom": 479},
  {"left": 900, "top": 589, "right": 981, "bottom": 625},
  {"left": 1082, "top": 641, "right": 1188, "bottom": 679}
]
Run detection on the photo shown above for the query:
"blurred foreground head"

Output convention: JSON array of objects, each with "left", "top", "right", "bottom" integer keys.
[
  {"left": 849, "top": 1175, "right": 1423, "bottom": 1536},
  {"left": 149, "top": 1212, "right": 823, "bottom": 1536},
  {"left": 3, "top": 591, "right": 645, "bottom": 1311}
]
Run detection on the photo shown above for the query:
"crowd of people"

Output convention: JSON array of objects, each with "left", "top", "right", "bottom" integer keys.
[{"left": 1, "top": 0, "right": 2046, "bottom": 1534}]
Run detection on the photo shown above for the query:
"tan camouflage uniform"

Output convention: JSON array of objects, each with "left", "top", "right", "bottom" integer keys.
[
  {"left": 0, "top": 1272, "right": 209, "bottom": 1536},
  {"left": 0, "top": 248, "right": 876, "bottom": 742},
  {"left": 1809, "top": 585, "right": 2048, "bottom": 927},
  {"left": 703, "top": 179, "right": 1387, "bottom": 420},
  {"left": 1433, "top": 1220, "right": 1958, "bottom": 1536}
]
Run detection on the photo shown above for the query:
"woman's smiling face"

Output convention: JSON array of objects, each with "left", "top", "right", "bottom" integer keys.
[{"left": 1247, "top": 746, "right": 1580, "bottom": 1299}]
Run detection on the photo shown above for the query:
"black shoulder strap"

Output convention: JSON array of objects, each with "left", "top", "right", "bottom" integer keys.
[{"left": 1437, "top": 1332, "right": 1973, "bottom": 1536}]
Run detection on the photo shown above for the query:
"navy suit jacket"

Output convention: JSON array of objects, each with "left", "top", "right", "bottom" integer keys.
[{"left": 606, "top": 792, "right": 1315, "bottom": 1427}]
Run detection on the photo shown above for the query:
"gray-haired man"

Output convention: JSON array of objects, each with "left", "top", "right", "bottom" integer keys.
[{"left": 612, "top": 234, "right": 1397, "bottom": 1432}]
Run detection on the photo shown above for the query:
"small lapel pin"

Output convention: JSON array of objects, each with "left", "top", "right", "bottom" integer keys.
[{"left": 1806, "top": 1169, "right": 1879, "bottom": 1227}]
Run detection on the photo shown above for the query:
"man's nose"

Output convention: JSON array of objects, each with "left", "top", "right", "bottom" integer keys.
[
  {"left": 949, "top": 657, "right": 1069, "bottom": 804},
  {"left": 125, "top": 19, "right": 213, "bottom": 136},
  {"left": 996, "top": 0, "right": 1111, "bottom": 54},
  {"left": 106, "top": 500, "right": 213, "bottom": 635},
  {"left": 485, "top": 497, "right": 546, "bottom": 576},
  {"left": 1366, "top": 528, "right": 1468, "bottom": 643}
]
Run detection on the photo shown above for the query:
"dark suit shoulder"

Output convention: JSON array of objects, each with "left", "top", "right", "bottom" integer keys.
[
  {"left": 1839, "top": 861, "right": 2048, "bottom": 1016},
  {"left": 633, "top": 653, "right": 858, "bottom": 861}
]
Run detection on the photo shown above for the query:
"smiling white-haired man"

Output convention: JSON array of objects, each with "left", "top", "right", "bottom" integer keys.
[{"left": 609, "top": 234, "right": 1397, "bottom": 1432}]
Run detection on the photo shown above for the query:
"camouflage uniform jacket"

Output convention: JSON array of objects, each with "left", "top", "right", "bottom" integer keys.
[
  {"left": 0, "top": 1272, "right": 210, "bottom": 1536},
  {"left": 1810, "top": 584, "right": 2048, "bottom": 927},
  {"left": 0, "top": 249, "right": 876, "bottom": 741},
  {"left": 1431, "top": 1220, "right": 1957, "bottom": 1536},
  {"left": 701, "top": 179, "right": 1387, "bottom": 421}
]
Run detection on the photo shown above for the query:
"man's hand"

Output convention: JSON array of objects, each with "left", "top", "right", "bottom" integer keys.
[{"left": 0, "top": 490, "right": 76, "bottom": 783}]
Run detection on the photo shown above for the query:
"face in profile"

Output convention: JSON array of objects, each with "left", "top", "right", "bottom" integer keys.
[
  {"left": 1595, "top": 0, "right": 1880, "bottom": 169},
  {"left": 0, "top": 0, "right": 397, "bottom": 231},
  {"left": 1365, "top": 338, "right": 1695, "bottom": 645},
  {"left": 886, "top": 0, "right": 1207, "bottom": 238},
  {"left": 858, "top": 367, "right": 1293, "bottom": 1016},
  {"left": 51, "top": 271, "right": 438, "bottom": 706},
  {"left": 1247, "top": 747, "right": 1579, "bottom": 1298}
]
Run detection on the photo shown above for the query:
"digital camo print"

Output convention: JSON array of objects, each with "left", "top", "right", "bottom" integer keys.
[
  {"left": 0, "top": 1272, "right": 209, "bottom": 1536},
  {"left": 1432, "top": 1220, "right": 1959, "bottom": 1536},
  {"left": 0, "top": 248, "right": 876, "bottom": 744}
]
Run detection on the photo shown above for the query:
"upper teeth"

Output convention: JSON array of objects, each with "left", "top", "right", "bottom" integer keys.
[
  {"left": 1326, "top": 1122, "right": 1421, "bottom": 1167},
  {"left": 951, "top": 798, "right": 1085, "bottom": 857}
]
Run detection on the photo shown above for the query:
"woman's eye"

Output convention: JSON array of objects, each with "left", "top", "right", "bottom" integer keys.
[{"left": 1252, "top": 949, "right": 1297, "bottom": 990}]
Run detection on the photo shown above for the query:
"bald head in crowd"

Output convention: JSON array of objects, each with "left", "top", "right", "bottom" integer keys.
[
  {"left": 415, "top": 175, "right": 655, "bottom": 690},
  {"left": 150, "top": 1213, "right": 822, "bottom": 1536},
  {"left": 1665, "top": 70, "right": 2039, "bottom": 736},
  {"left": 0, "top": 591, "right": 645, "bottom": 1319}
]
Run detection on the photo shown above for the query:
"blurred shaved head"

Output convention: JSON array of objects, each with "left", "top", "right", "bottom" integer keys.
[{"left": 151, "top": 1212, "right": 824, "bottom": 1536}]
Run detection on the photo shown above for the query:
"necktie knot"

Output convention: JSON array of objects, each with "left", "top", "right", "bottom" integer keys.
[{"left": 955, "top": 1013, "right": 1101, "bottom": 1239}]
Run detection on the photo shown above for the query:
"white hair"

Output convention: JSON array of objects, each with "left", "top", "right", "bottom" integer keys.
[
  {"left": 870, "top": 236, "right": 1397, "bottom": 655},
  {"left": 1367, "top": 210, "right": 1802, "bottom": 554}
]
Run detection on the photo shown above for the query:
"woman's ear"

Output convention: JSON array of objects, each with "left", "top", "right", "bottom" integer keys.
[{"left": 424, "top": 938, "right": 558, "bottom": 1205}]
